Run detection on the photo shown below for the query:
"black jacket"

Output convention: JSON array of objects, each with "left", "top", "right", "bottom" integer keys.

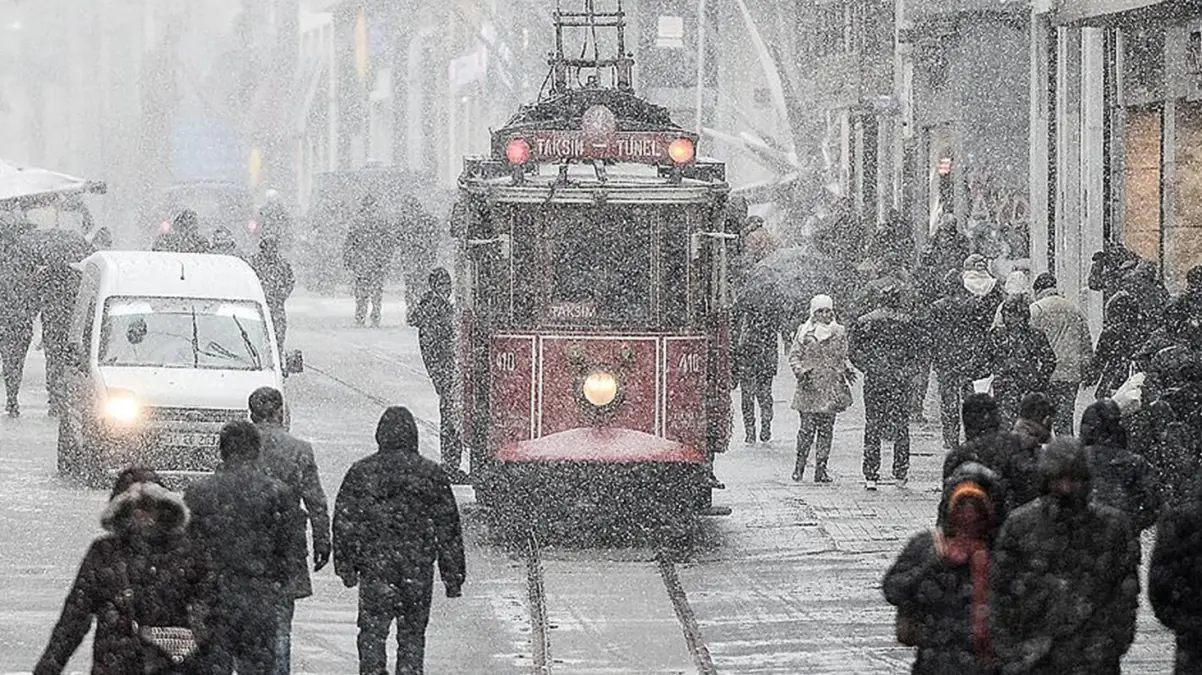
[
  {"left": 987, "top": 325, "right": 1056, "bottom": 397},
  {"left": 152, "top": 230, "right": 210, "bottom": 254},
  {"left": 342, "top": 213, "right": 398, "bottom": 279},
  {"left": 1086, "top": 442, "right": 1161, "bottom": 531},
  {"left": 991, "top": 495, "right": 1140, "bottom": 675},
  {"left": 250, "top": 252, "right": 295, "bottom": 312},
  {"left": 850, "top": 308, "right": 926, "bottom": 383},
  {"left": 927, "top": 293, "right": 974, "bottom": 379},
  {"left": 410, "top": 291, "right": 456, "bottom": 394},
  {"left": 256, "top": 422, "right": 330, "bottom": 599},
  {"left": 34, "top": 263, "right": 82, "bottom": 347},
  {"left": 1151, "top": 499, "right": 1202, "bottom": 653},
  {"left": 36, "top": 483, "right": 214, "bottom": 675},
  {"left": 333, "top": 446, "right": 466, "bottom": 593},
  {"left": 184, "top": 461, "right": 300, "bottom": 592},
  {"left": 733, "top": 300, "right": 781, "bottom": 381},
  {"left": 962, "top": 287, "right": 1006, "bottom": 380},
  {"left": 1090, "top": 292, "right": 1149, "bottom": 396}
]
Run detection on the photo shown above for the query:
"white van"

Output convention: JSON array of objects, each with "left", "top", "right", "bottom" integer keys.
[{"left": 57, "top": 251, "right": 303, "bottom": 483}]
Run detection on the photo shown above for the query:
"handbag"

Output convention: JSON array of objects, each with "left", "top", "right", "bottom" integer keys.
[
  {"left": 895, "top": 606, "right": 918, "bottom": 646},
  {"left": 117, "top": 563, "right": 200, "bottom": 670}
]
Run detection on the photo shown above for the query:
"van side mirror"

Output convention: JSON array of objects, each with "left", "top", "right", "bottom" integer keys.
[{"left": 285, "top": 349, "right": 305, "bottom": 375}]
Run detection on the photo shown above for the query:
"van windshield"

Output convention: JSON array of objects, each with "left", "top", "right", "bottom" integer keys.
[{"left": 98, "top": 296, "right": 274, "bottom": 371}]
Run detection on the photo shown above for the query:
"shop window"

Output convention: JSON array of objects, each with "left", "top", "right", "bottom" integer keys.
[{"left": 1122, "top": 107, "right": 1162, "bottom": 265}]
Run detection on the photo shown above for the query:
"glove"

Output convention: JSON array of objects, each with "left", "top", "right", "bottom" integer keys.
[
  {"left": 445, "top": 584, "right": 463, "bottom": 598},
  {"left": 339, "top": 569, "right": 358, "bottom": 588},
  {"left": 313, "top": 540, "right": 331, "bottom": 572}
]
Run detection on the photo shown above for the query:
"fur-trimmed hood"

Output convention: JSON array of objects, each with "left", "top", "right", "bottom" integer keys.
[{"left": 101, "top": 481, "right": 190, "bottom": 536}]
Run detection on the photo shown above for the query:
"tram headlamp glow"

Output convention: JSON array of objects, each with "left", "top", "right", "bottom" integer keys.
[
  {"left": 582, "top": 371, "right": 619, "bottom": 408},
  {"left": 103, "top": 391, "right": 141, "bottom": 424},
  {"left": 506, "top": 137, "right": 531, "bottom": 165},
  {"left": 668, "top": 137, "right": 695, "bottom": 165}
]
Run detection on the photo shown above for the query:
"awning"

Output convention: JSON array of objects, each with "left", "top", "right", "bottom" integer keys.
[
  {"left": 0, "top": 159, "right": 106, "bottom": 206},
  {"left": 1049, "top": 0, "right": 1202, "bottom": 25}
]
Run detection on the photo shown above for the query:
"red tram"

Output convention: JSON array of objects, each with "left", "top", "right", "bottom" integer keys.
[{"left": 453, "top": 3, "right": 734, "bottom": 525}]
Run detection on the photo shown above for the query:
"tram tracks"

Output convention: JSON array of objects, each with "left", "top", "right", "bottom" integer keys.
[
  {"left": 306, "top": 362, "right": 441, "bottom": 437},
  {"left": 522, "top": 531, "right": 718, "bottom": 675}
]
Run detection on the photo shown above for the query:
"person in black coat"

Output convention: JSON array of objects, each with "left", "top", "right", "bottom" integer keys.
[
  {"left": 36, "top": 468, "right": 217, "bottom": 675},
  {"left": 1090, "top": 290, "right": 1151, "bottom": 398},
  {"left": 333, "top": 406, "right": 466, "bottom": 675},
  {"left": 1081, "top": 398, "right": 1161, "bottom": 531},
  {"left": 409, "top": 268, "right": 465, "bottom": 481},
  {"left": 987, "top": 296, "right": 1056, "bottom": 424},
  {"left": 733, "top": 294, "right": 781, "bottom": 444},
  {"left": 1150, "top": 482, "right": 1202, "bottom": 674},
  {"left": 941, "top": 395, "right": 1010, "bottom": 479},
  {"left": 342, "top": 195, "right": 399, "bottom": 327},
  {"left": 883, "top": 461, "right": 1001, "bottom": 675},
  {"left": 916, "top": 216, "right": 972, "bottom": 307},
  {"left": 250, "top": 236, "right": 295, "bottom": 347},
  {"left": 152, "top": 210, "right": 211, "bottom": 254},
  {"left": 928, "top": 270, "right": 979, "bottom": 449},
  {"left": 0, "top": 223, "right": 36, "bottom": 417},
  {"left": 1005, "top": 393, "right": 1055, "bottom": 513},
  {"left": 991, "top": 438, "right": 1140, "bottom": 675},
  {"left": 35, "top": 261, "right": 83, "bottom": 417},
  {"left": 185, "top": 421, "right": 301, "bottom": 675},
  {"left": 851, "top": 285, "right": 926, "bottom": 489}
]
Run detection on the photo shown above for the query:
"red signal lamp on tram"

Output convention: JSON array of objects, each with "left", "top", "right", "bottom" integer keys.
[
  {"left": 668, "top": 137, "right": 695, "bottom": 165},
  {"left": 506, "top": 137, "right": 532, "bottom": 165}
]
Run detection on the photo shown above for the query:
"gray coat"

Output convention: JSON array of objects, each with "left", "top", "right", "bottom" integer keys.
[
  {"left": 256, "top": 421, "right": 331, "bottom": 599},
  {"left": 789, "top": 323, "right": 851, "bottom": 414}
]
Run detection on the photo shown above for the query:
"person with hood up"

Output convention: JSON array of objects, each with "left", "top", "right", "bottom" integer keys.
[
  {"left": 1028, "top": 273, "right": 1094, "bottom": 435},
  {"left": 152, "top": 210, "right": 210, "bottom": 254},
  {"left": 959, "top": 254, "right": 1006, "bottom": 390},
  {"left": 1006, "top": 392, "right": 1056, "bottom": 512},
  {"left": 991, "top": 438, "right": 1140, "bottom": 675},
  {"left": 1080, "top": 398, "right": 1161, "bottom": 531},
  {"left": 1150, "top": 471, "right": 1202, "bottom": 673},
  {"left": 333, "top": 406, "right": 466, "bottom": 675},
  {"left": 409, "top": 268, "right": 465, "bottom": 482},
  {"left": 250, "top": 236, "right": 295, "bottom": 347},
  {"left": 185, "top": 421, "right": 300, "bottom": 675},
  {"left": 210, "top": 227, "right": 241, "bottom": 258},
  {"left": 928, "top": 269, "right": 978, "bottom": 449},
  {"left": 733, "top": 294, "right": 781, "bottom": 444},
  {"left": 851, "top": 285, "right": 927, "bottom": 490},
  {"left": 883, "top": 461, "right": 1001, "bottom": 675},
  {"left": 941, "top": 395, "right": 1011, "bottom": 479},
  {"left": 788, "top": 294, "right": 854, "bottom": 482},
  {"left": 342, "top": 195, "right": 399, "bottom": 327},
  {"left": 1091, "top": 290, "right": 1151, "bottom": 398},
  {"left": 1120, "top": 258, "right": 1170, "bottom": 327},
  {"left": 35, "top": 468, "right": 217, "bottom": 675},
  {"left": 986, "top": 296, "right": 1057, "bottom": 423}
]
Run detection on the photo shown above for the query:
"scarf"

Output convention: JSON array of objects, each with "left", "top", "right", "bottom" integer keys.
[
  {"left": 799, "top": 294, "right": 840, "bottom": 342},
  {"left": 962, "top": 270, "right": 998, "bottom": 297},
  {"left": 935, "top": 481, "right": 995, "bottom": 660}
]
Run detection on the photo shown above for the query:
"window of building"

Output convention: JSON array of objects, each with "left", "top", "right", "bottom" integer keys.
[{"left": 656, "top": 15, "right": 684, "bottom": 48}]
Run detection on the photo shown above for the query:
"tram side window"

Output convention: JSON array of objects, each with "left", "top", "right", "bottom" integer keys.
[
  {"left": 661, "top": 209, "right": 691, "bottom": 329},
  {"left": 547, "top": 207, "right": 652, "bottom": 326}
]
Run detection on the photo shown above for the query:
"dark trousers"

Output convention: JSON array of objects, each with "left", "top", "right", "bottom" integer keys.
[
  {"left": 212, "top": 585, "right": 282, "bottom": 675},
  {"left": 438, "top": 393, "right": 462, "bottom": 472},
  {"left": 273, "top": 596, "right": 295, "bottom": 675},
  {"left": 268, "top": 305, "right": 288, "bottom": 348},
  {"left": 353, "top": 274, "right": 384, "bottom": 326},
  {"left": 1048, "top": 380, "right": 1080, "bottom": 436},
  {"left": 937, "top": 373, "right": 976, "bottom": 449},
  {"left": 909, "top": 359, "right": 932, "bottom": 415},
  {"left": 44, "top": 336, "right": 68, "bottom": 414},
  {"left": 740, "top": 371, "right": 774, "bottom": 440},
  {"left": 1175, "top": 635, "right": 1202, "bottom": 675},
  {"left": 795, "top": 412, "right": 835, "bottom": 473},
  {"left": 0, "top": 322, "right": 32, "bottom": 409},
  {"left": 863, "top": 376, "right": 910, "bottom": 480},
  {"left": 357, "top": 576, "right": 434, "bottom": 675}
]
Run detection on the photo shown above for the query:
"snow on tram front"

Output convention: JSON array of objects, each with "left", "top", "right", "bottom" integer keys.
[{"left": 452, "top": 2, "right": 734, "bottom": 530}]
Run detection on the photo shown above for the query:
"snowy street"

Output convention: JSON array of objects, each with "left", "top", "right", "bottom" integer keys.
[{"left": 0, "top": 292, "right": 1177, "bottom": 674}]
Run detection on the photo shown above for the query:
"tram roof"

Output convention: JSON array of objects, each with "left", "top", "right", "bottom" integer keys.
[{"left": 458, "top": 158, "right": 727, "bottom": 205}]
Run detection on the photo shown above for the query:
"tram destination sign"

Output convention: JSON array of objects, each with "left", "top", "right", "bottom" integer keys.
[{"left": 528, "top": 130, "right": 690, "bottom": 164}]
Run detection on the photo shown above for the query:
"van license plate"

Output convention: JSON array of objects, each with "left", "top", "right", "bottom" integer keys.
[{"left": 163, "top": 432, "right": 219, "bottom": 448}]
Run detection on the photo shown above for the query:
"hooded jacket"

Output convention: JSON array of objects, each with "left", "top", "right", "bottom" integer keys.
[
  {"left": 35, "top": 483, "right": 214, "bottom": 675},
  {"left": 991, "top": 439, "right": 1140, "bottom": 675},
  {"left": 1091, "top": 291, "right": 1151, "bottom": 397},
  {"left": 1082, "top": 400, "right": 1161, "bottom": 530},
  {"left": 1029, "top": 288, "right": 1094, "bottom": 383},
  {"left": 332, "top": 407, "right": 466, "bottom": 593},
  {"left": 1150, "top": 485, "right": 1202, "bottom": 662},
  {"left": 883, "top": 463, "right": 1001, "bottom": 675},
  {"left": 987, "top": 301, "right": 1057, "bottom": 398}
]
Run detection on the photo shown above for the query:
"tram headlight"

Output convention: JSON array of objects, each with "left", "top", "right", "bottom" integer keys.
[
  {"left": 582, "top": 371, "right": 619, "bottom": 408},
  {"left": 668, "top": 137, "right": 695, "bottom": 165},
  {"left": 506, "top": 137, "right": 531, "bottom": 165}
]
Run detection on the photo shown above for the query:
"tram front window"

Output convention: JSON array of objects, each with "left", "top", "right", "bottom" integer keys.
[{"left": 547, "top": 208, "right": 652, "bottom": 325}]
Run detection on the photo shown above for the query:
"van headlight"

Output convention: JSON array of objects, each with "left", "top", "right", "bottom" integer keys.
[
  {"left": 103, "top": 390, "right": 141, "bottom": 424},
  {"left": 582, "top": 371, "right": 619, "bottom": 408}
]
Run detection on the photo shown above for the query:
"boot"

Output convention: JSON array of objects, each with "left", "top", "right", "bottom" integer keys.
[
  {"left": 744, "top": 426, "right": 756, "bottom": 445},
  {"left": 791, "top": 464, "right": 804, "bottom": 482},
  {"left": 814, "top": 464, "right": 831, "bottom": 483}
]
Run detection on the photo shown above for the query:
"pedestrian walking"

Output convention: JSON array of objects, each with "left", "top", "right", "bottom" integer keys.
[
  {"left": 184, "top": 421, "right": 300, "bottom": 675},
  {"left": 342, "top": 195, "right": 398, "bottom": 327},
  {"left": 249, "top": 387, "right": 331, "bottom": 675},
  {"left": 986, "top": 296, "right": 1056, "bottom": 423},
  {"left": 35, "top": 468, "right": 217, "bottom": 675},
  {"left": 941, "top": 394, "right": 1009, "bottom": 478},
  {"left": 788, "top": 294, "right": 853, "bottom": 483},
  {"left": 928, "top": 269, "right": 978, "bottom": 449},
  {"left": 35, "top": 260, "right": 82, "bottom": 417},
  {"left": 0, "top": 224, "right": 36, "bottom": 417},
  {"left": 851, "top": 285, "right": 926, "bottom": 490},
  {"left": 916, "top": 215, "right": 972, "bottom": 307},
  {"left": 991, "top": 438, "right": 1140, "bottom": 675},
  {"left": 333, "top": 406, "right": 466, "bottom": 675},
  {"left": 1120, "top": 258, "right": 1170, "bottom": 327},
  {"left": 210, "top": 227, "right": 242, "bottom": 258},
  {"left": 884, "top": 462, "right": 1001, "bottom": 675},
  {"left": 1005, "top": 392, "right": 1056, "bottom": 512},
  {"left": 1091, "top": 291, "right": 1150, "bottom": 398},
  {"left": 250, "top": 236, "right": 295, "bottom": 348},
  {"left": 733, "top": 295, "right": 780, "bottom": 444},
  {"left": 258, "top": 190, "right": 293, "bottom": 253},
  {"left": 1150, "top": 479, "right": 1202, "bottom": 673},
  {"left": 409, "top": 268, "right": 466, "bottom": 483},
  {"left": 959, "top": 254, "right": 1005, "bottom": 390},
  {"left": 1028, "top": 273, "right": 1094, "bottom": 435},
  {"left": 1080, "top": 398, "right": 1161, "bottom": 531},
  {"left": 153, "top": 210, "right": 211, "bottom": 254}
]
